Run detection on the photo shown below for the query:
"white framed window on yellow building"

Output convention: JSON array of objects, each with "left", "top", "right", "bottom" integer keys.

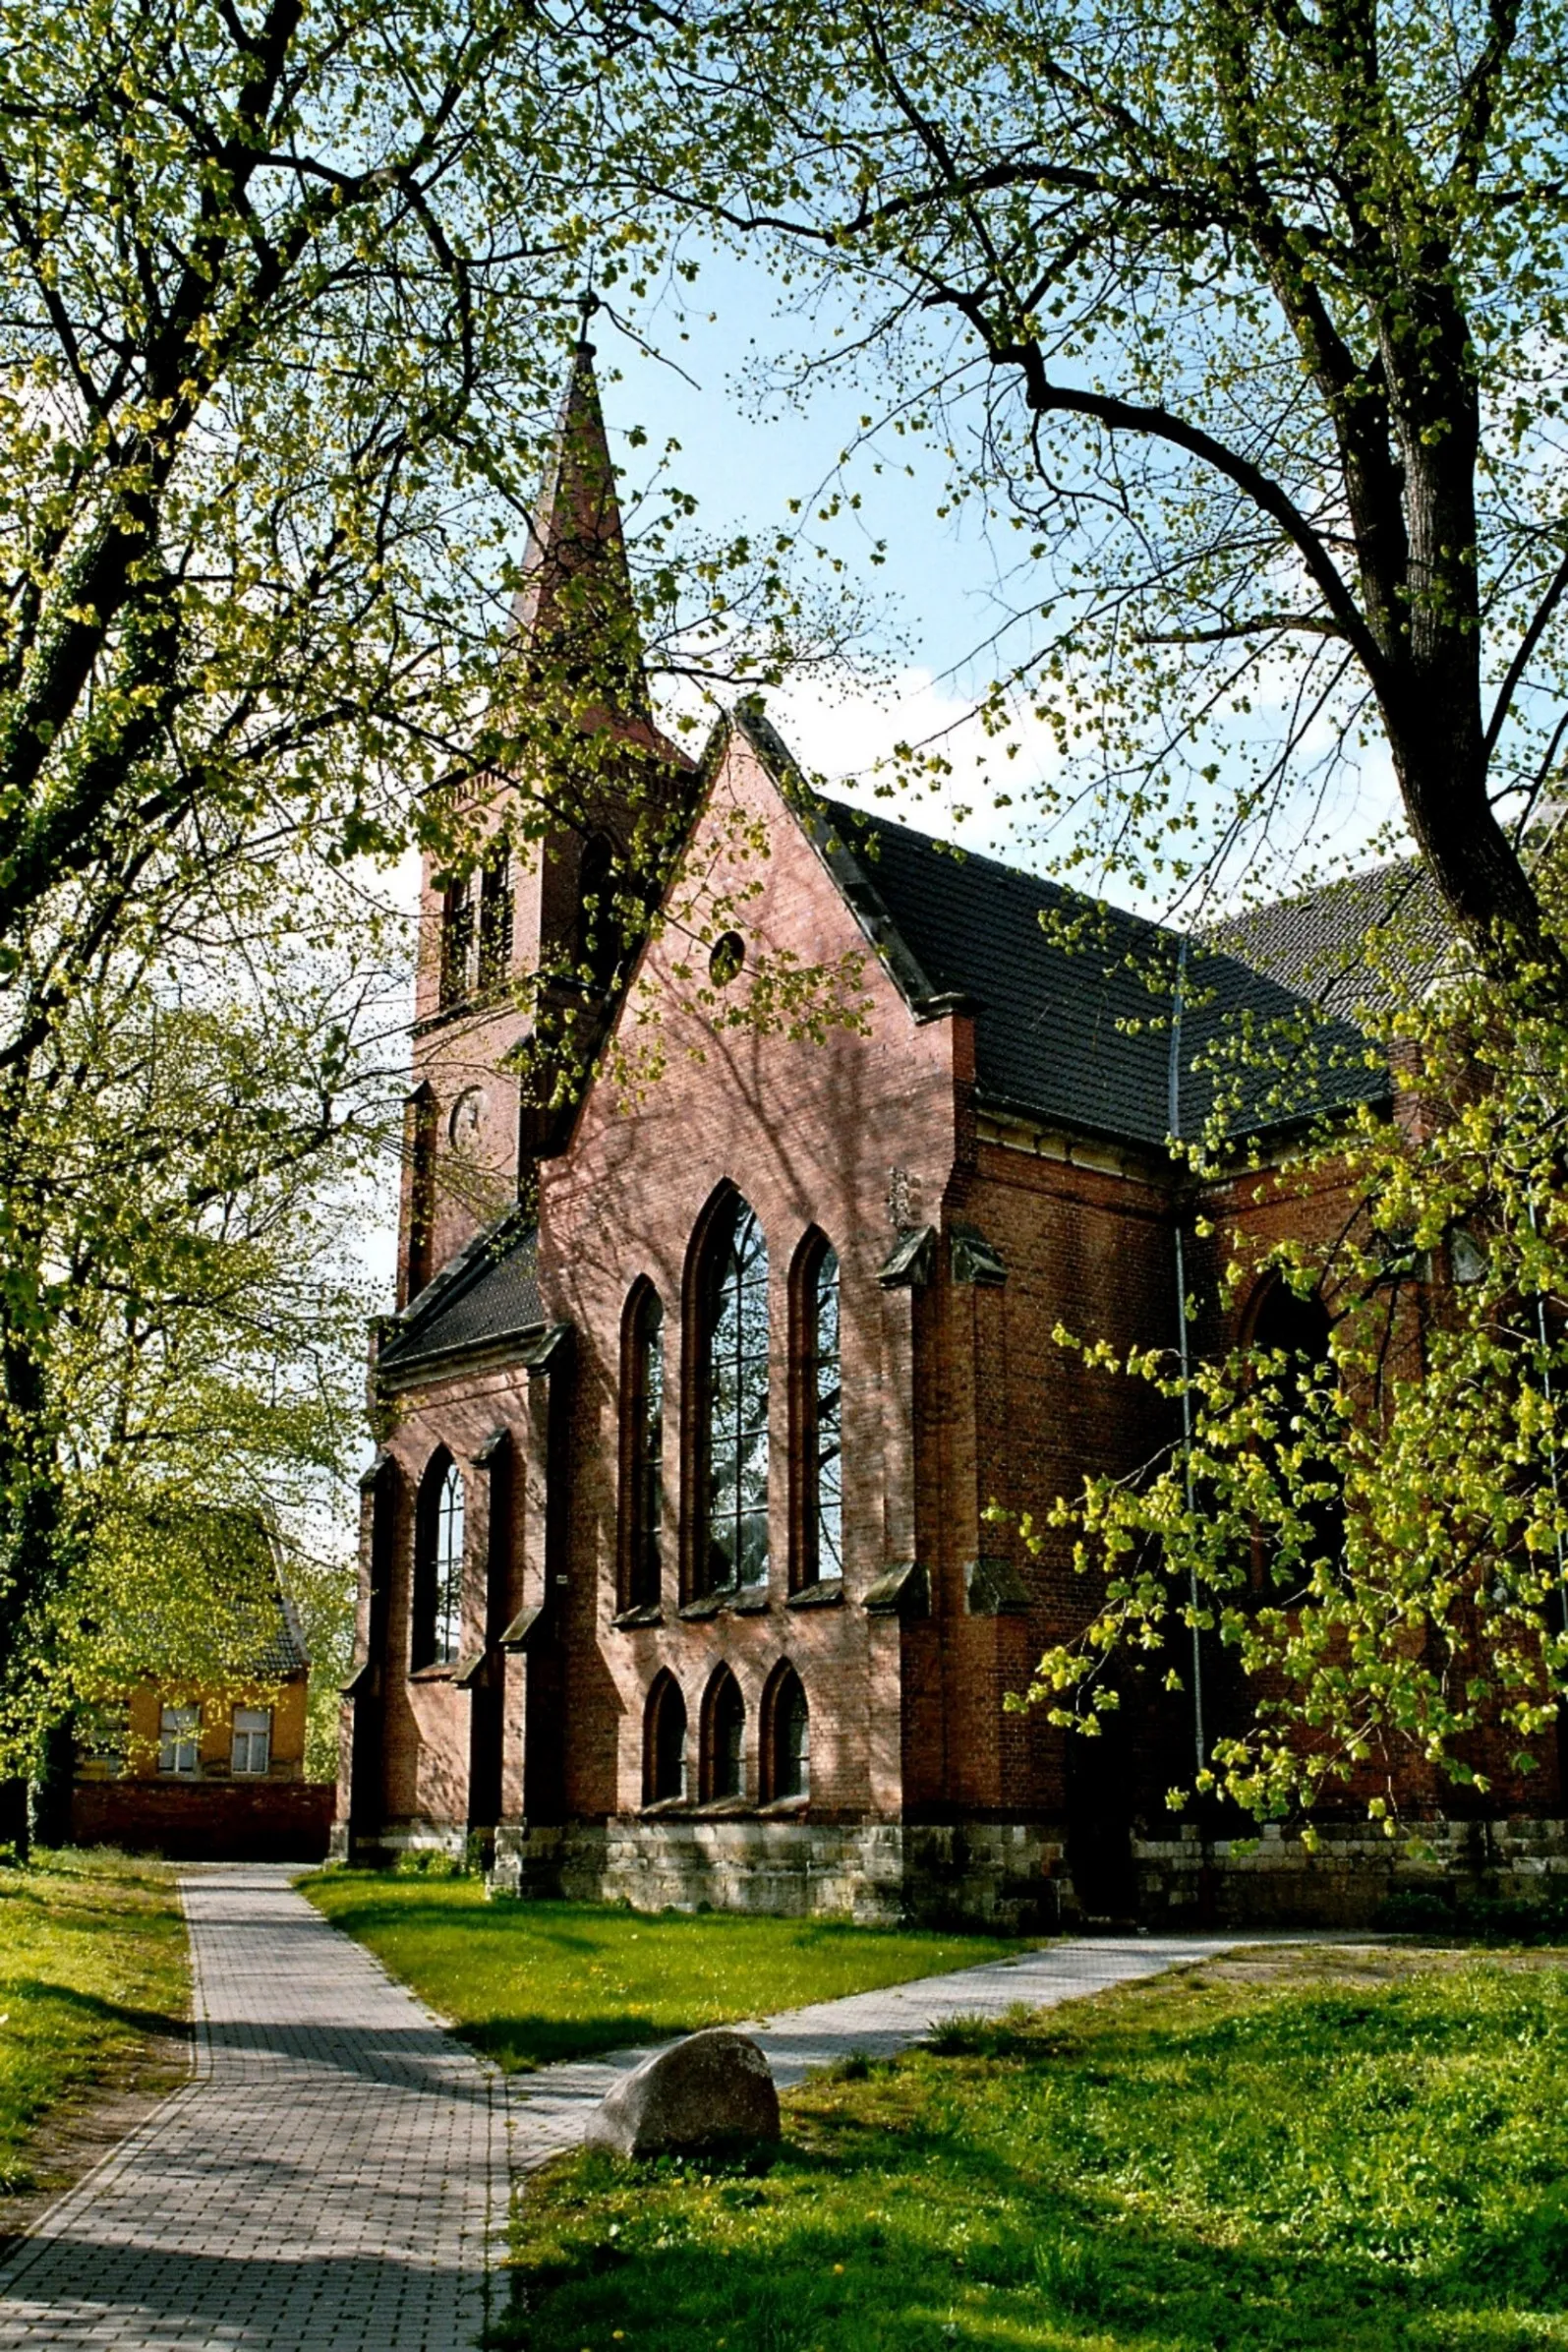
[{"left": 230, "top": 1708, "right": 272, "bottom": 1776}]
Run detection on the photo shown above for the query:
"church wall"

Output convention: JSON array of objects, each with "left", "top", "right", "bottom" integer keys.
[
  {"left": 533, "top": 731, "right": 964, "bottom": 1838},
  {"left": 897, "top": 1127, "right": 1189, "bottom": 1879},
  {"left": 360, "top": 1362, "right": 538, "bottom": 1851},
  {"left": 1203, "top": 1149, "right": 1566, "bottom": 1822}
]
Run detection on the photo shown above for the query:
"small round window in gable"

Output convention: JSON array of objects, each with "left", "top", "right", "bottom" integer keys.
[{"left": 709, "top": 931, "right": 745, "bottom": 987}]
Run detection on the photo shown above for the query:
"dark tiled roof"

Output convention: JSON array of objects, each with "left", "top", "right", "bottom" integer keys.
[
  {"left": 246, "top": 1587, "right": 311, "bottom": 1679},
  {"left": 376, "top": 1212, "right": 546, "bottom": 1382},
  {"left": 817, "top": 799, "right": 1387, "bottom": 1147},
  {"left": 1205, "top": 858, "right": 1451, "bottom": 1021},
  {"left": 194, "top": 1512, "right": 311, "bottom": 1677}
]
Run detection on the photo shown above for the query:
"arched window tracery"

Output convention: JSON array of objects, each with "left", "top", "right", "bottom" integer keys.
[
  {"left": 621, "top": 1283, "right": 665, "bottom": 1610},
  {"left": 414, "top": 1451, "right": 465, "bottom": 1668},
  {"left": 699, "top": 1198, "right": 770, "bottom": 1595}
]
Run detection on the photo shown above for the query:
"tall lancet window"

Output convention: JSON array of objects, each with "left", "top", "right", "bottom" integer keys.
[
  {"left": 622, "top": 1285, "right": 665, "bottom": 1610},
  {"left": 478, "top": 851, "right": 513, "bottom": 988},
  {"left": 702, "top": 1200, "right": 770, "bottom": 1592},
  {"left": 438, "top": 878, "right": 474, "bottom": 1006},
  {"left": 799, "top": 1240, "right": 842, "bottom": 1585},
  {"left": 414, "top": 1452, "right": 465, "bottom": 1668}
]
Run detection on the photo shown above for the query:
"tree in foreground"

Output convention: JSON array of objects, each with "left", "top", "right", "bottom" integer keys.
[
  {"left": 616, "top": 0, "right": 1568, "bottom": 1823},
  {"left": 648, "top": 0, "right": 1568, "bottom": 971}
]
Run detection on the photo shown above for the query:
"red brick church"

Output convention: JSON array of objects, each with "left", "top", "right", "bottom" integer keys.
[{"left": 335, "top": 340, "right": 1564, "bottom": 1926}]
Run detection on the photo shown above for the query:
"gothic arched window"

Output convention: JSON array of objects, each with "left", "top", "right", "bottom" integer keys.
[
  {"left": 700, "top": 1200, "right": 770, "bottom": 1594},
  {"left": 621, "top": 1283, "right": 665, "bottom": 1610},
  {"left": 703, "top": 1667, "right": 746, "bottom": 1801},
  {"left": 478, "top": 850, "right": 514, "bottom": 988},
  {"left": 765, "top": 1664, "right": 810, "bottom": 1802},
  {"left": 414, "top": 1452, "right": 465, "bottom": 1668},
  {"left": 1247, "top": 1277, "right": 1343, "bottom": 1595},
  {"left": 438, "top": 877, "right": 474, "bottom": 1006},
  {"left": 645, "top": 1672, "right": 686, "bottom": 1804},
  {"left": 794, "top": 1234, "right": 842, "bottom": 1586}
]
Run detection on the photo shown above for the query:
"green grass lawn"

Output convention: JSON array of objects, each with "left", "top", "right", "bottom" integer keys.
[
  {"left": 301, "top": 1871, "right": 1027, "bottom": 2072},
  {"left": 505, "top": 1942, "right": 1568, "bottom": 2352},
  {"left": 0, "top": 1848, "right": 188, "bottom": 2200}
]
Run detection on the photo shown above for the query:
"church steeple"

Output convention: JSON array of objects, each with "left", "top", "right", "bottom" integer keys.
[
  {"left": 398, "top": 324, "right": 694, "bottom": 1301},
  {"left": 509, "top": 321, "right": 648, "bottom": 721}
]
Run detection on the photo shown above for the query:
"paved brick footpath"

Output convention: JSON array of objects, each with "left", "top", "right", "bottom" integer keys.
[
  {"left": 0, "top": 1864, "right": 499, "bottom": 2351},
  {"left": 0, "top": 1862, "right": 1296, "bottom": 2348},
  {"left": 504, "top": 1928, "right": 1247, "bottom": 2169}
]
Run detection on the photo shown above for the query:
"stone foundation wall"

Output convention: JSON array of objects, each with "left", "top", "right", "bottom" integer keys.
[
  {"left": 352, "top": 1809, "right": 1568, "bottom": 1932},
  {"left": 490, "top": 1816, "right": 1068, "bottom": 1931},
  {"left": 1133, "top": 1816, "right": 1568, "bottom": 1926}
]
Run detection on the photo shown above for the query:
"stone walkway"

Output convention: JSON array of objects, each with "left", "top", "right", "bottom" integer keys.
[
  {"left": 0, "top": 1865, "right": 1269, "bottom": 2349},
  {"left": 0, "top": 1864, "right": 498, "bottom": 2350},
  {"left": 505, "top": 1927, "right": 1244, "bottom": 2171}
]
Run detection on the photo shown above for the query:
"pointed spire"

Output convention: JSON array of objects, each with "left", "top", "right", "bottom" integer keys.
[{"left": 510, "top": 319, "right": 645, "bottom": 714}]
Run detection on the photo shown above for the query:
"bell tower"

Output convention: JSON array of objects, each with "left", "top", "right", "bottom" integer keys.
[{"left": 397, "top": 324, "right": 693, "bottom": 1304}]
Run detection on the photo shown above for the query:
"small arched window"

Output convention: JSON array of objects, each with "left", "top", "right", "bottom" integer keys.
[
  {"left": 765, "top": 1665, "right": 810, "bottom": 1802},
  {"left": 438, "top": 876, "right": 474, "bottom": 1006},
  {"left": 414, "top": 1452, "right": 465, "bottom": 1668},
  {"left": 701, "top": 1199, "right": 770, "bottom": 1594},
  {"left": 621, "top": 1284, "right": 665, "bottom": 1610},
  {"left": 704, "top": 1668, "right": 746, "bottom": 1802},
  {"left": 478, "top": 850, "right": 514, "bottom": 987},
  {"left": 795, "top": 1236, "right": 842, "bottom": 1586},
  {"left": 645, "top": 1673, "right": 687, "bottom": 1804}
]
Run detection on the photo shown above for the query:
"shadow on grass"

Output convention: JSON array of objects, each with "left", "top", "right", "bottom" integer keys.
[
  {"left": 462, "top": 2015, "right": 687, "bottom": 2071},
  {"left": 496, "top": 2144, "right": 1563, "bottom": 2352},
  {"left": 496, "top": 1993, "right": 1568, "bottom": 2352},
  {"left": 0, "top": 1980, "right": 185, "bottom": 2042}
]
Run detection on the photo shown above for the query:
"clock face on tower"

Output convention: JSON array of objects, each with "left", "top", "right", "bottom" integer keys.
[{"left": 448, "top": 1088, "right": 487, "bottom": 1152}]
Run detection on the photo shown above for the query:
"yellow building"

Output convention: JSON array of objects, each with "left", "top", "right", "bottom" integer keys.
[{"left": 73, "top": 1524, "right": 332, "bottom": 1860}]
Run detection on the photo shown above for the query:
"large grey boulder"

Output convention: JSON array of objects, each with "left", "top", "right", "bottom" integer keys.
[{"left": 585, "top": 2029, "right": 782, "bottom": 2160}]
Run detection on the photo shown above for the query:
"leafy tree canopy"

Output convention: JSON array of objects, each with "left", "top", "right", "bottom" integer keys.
[{"left": 629, "top": 0, "right": 1568, "bottom": 980}]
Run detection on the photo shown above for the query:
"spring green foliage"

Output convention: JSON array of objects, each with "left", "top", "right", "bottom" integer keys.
[
  {"left": 504, "top": 1944, "right": 1568, "bottom": 2350},
  {"left": 0, "top": 0, "right": 872, "bottom": 1785},
  {"left": 1011, "top": 911, "right": 1568, "bottom": 1823},
  {"left": 632, "top": 0, "right": 1568, "bottom": 974},
  {"left": 301, "top": 1871, "right": 1026, "bottom": 2071},
  {"left": 0, "top": 1848, "right": 187, "bottom": 2200},
  {"left": 0, "top": 817, "right": 397, "bottom": 1779}
]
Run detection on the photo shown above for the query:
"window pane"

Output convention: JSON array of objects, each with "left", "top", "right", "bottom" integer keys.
[
  {"left": 705, "top": 1205, "right": 770, "bottom": 1591},
  {"left": 435, "top": 1463, "right": 464, "bottom": 1663},
  {"left": 159, "top": 1705, "right": 200, "bottom": 1775},
  {"left": 630, "top": 1293, "right": 664, "bottom": 1605},
  {"left": 650, "top": 1680, "right": 685, "bottom": 1801},
  {"left": 712, "top": 1679, "right": 745, "bottom": 1799},
  {"left": 232, "top": 1708, "right": 271, "bottom": 1776},
  {"left": 776, "top": 1678, "right": 810, "bottom": 1799},
  {"left": 805, "top": 1246, "right": 843, "bottom": 1583}
]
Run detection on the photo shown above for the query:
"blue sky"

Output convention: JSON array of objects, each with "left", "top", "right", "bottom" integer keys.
[{"left": 586, "top": 248, "right": 1406, "bottom": 898}]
